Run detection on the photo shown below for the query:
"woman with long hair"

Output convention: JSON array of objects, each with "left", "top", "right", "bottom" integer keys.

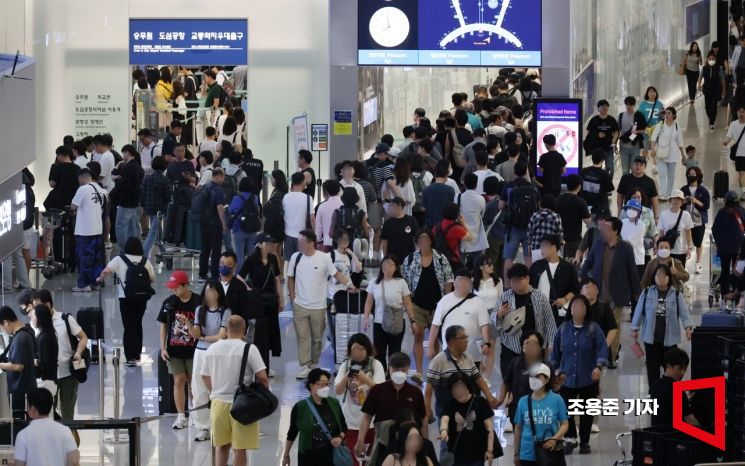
[
  {"left": 217, "top": 117, "right": 240, "bottom": 160},
  {"left": 264, "top": 171, "right": 289, "bottom": 269},
  {"left": 383, "top": 158, "right": 415, "bottom": 216},
  {"left": 363, "top": 254, "right": 417, "bottom": 371},
  {"left": 712, "top": 190, "right": 745, "bottom": 298},
  {"left": 239, "top": 232, "right": 283, "bottom": 369},
  {"left": 639, "top": 86, "right": 665, "bottom": 160},
  {"left": 97, "top": 237, "right": 155, "bottom": 366},
  {"left": 631, "top": 264, "right": 693, "bottom": 386},
  {"left": 334, "top": 333, "right": 385, "bottom": 466},
  {"left": 684, "top": 42, "right": 703, "bottom": 104},
  {"left": 681, "top": 166, "right": 710, "bottom": 274},
  {"left": 155, "top": 66, "right": 174, "bottom": 128},
  {"left": 472, "top": 255, "right": 503, "bottom": 380},
  {"left": 381, "top": 424, "right": 433, "bottom": 466},
  {"left": 33, "top": 303, "right": 59, "bottom": 396},
  {"left": 187, "top": 280, "right": 229, "bottom": 442}
]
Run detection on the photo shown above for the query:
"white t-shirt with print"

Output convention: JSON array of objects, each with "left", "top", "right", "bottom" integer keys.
[
  {"left": 328, "top": 250, "right": 359, "bottom": 300},
  {"left": 432, "top": 293, "right": 489, "bottom": 361},
  {"left": 658, "top": 209, "right": 694, "bottom": 254},
  {"left": 71, "top": 183, "right": 107, "bottom": 236},
  {"left": 366, "top": 278, "right": 411, "bottom": 325},
  {"left": 335, "top": 358, "right": 386, "bottom": 429},
  {"left": 288, "top": 251, "right": 338, "bottom": 310},
  {"left": 282, "top": 191, "right": 313, "bottom": 238},
  {"left": 200, "top": 339, "right": 266, "bottom": 403}
]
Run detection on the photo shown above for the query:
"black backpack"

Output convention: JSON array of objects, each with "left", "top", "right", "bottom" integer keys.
[
  {"left": 222, "top": 172, "right": 240, "bottom": 203},
  {"left": 190, "top": 187, "right": 213, "bottom": 224},
  {"left": 433, "top": 222, "right": 459, "bottom": 267},
  {"left": 508, "top": 184, "right": 540, "bottom": 229},
  {"left": 120, "top": 254, "right": 155, "bottom": 301},
  {"left": 235, "top": 193, "right": 262, "bottom": 233},
  {"left": 335, "top": 205, "right": 363, "bottom": 239},
  {"left": 262, "top": 193, "right": 286, "bottom": 240},
  {"left": 411, "top": 172, "right": 426, "bottom": 214}
]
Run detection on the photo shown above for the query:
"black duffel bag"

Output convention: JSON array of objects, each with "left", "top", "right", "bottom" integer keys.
[{"left": 230, "top": 343, "right": 278, "bottom": 425}]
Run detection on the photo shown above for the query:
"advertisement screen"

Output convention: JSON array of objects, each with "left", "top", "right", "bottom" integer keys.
[
  {"left": 534, "top": 100, "right": 582, "bottom": 177},
  {"left": 685, "top": 0, "right": 710, "bottom": 44},
  {"left": 129, "top": 19, "right": 248, "bottom": 66},
  {"left": 358, "top": 0, "right": 541, "bottom": 66}
]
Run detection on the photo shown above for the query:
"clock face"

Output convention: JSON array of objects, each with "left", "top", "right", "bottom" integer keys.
[{"left": 368, "top": 6, "right": 410, "bottom": 48}]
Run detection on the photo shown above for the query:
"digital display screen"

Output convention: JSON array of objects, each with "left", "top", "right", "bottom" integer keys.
[
  {"left": 686, "top": 0, "right": 710, "bottom": 44},
  {"left": 358, "top": 0, "right": 542, "bottom": 66},
  {"left": 363, "top": 97, "right": 378, "bottom": 127},
  {"left": 0, "top": 172, "right": 26, "bottom": 262},
  {"left": 534, "top": 100, "right": 582, "bottom": 177},
  {"left": 129, "top": 19, "right": 248, "bottom": 66}
]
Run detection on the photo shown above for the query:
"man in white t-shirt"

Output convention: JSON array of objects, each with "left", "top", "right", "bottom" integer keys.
[
  {"left": 427, "top": 270, "right": 491, "bottom": 363},
  {"left": 288, "top": 230, "right": 353, "bottom": 379},
  {"left": 92, "top": 135, "right": 116, "bottom": 191},
  {"left": 339, "top": 160, "right": 367, "bottom": 213},
  {"left": 202, "top": 316, "right": 268, "bottom": 466},
  {"left": 282, "top": 172, "right": 316, "bottom": 261},
  {"left": 137, "top": 128, "right": 161, "bottom": 174},
  {"left": 658, "top": 190, "right": 694, "bottom": 264},
  {"left": 14, "top": 388, "right": 80, "bottom": 466},
  {"left": 71, "top": 169, "right": 107, "bottom": 292},
  {"left": 473, "top": 148, "right": 502, "bottom": 195},
  {"left": 724, "top": 105, "right": 745, "bottom": 198}
]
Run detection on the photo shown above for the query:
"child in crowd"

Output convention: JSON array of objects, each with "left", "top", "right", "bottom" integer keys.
[{"left": 684, "top": 145, "right": 699, "bottom": 169}]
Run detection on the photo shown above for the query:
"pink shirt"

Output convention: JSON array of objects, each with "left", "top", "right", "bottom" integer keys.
[{"left": 315, "top": 196, "right": 343, "bottom": 246}]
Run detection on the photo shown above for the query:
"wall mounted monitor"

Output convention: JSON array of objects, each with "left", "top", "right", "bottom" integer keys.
[
  {"left": 358, "top": 0, "right": 542, "bottom": 67},
  {"left": 533, "top": 99, "right": 583, "bottom": 177}
]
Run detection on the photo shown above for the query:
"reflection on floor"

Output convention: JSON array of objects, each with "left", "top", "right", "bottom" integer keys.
[{"left": 0, "top": 98, "right": 735, "bottom": 465}]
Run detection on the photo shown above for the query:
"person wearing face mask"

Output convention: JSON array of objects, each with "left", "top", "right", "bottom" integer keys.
[
  {"left": 658, "top": 190, "right": 694, "bottom": 265},
  {"left": 640, "top": 238, "right": 690, "bottom": 290},
  {"left": 651, "top": 108, "right": 685, "bottom": 201},
  {"left": 712, "top": 190, "right": 745, "bottom": 298},
  {"left": 619, "top": 188, "right": 658, "bottom": 264},
  {"left": 334, "top": 334, "right": 385, "bottom": 466},
  {"left": 681, "top": 166, "right": 710, "bottom": 274},
  {"left": 698, "top": 51, "right": 726, "bottom": 130},
  {"left": 284, "top": 368, "right": 348, "bottom": 466},
  {"left": 550, "top": 296, "right": 608, "bottom": 455},
  {"left": 438, "top": 372, "right": 496, "bottom": 466},
  {"left": 355, "top": 353, "right": 427, "bottom": 459},
  {"left": 621, "top": 199, "right": 647, "bottom": 279},
  {"left": 513, "top": 363, "right": 569, "bottom": 466},
  {"left": 631, "top": 264, "right": 693, "bottom": 386}
]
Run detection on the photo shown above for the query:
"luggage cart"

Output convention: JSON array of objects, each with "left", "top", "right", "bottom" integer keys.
[
  {"left": 153, "top": 211, "right": 200, "bottom": 271},
  {"left": 613, "top": 432, "right": 633, "bottom": 466},
  {"left": 40, "top": 209, "right": 67, "bottom": 279},
  {"left": 709, "top": 234, "right": 722, "bottom": 308}
]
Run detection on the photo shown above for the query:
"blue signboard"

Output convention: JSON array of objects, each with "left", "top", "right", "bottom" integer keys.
[
  {"left": 358, "top": 0, "right": 542, "bottom": 66},
  {"left": 534, "top": 100, "right": 583, "bottom": 177},
  {"left": 129, "top": 19, "right": 248, "bottom": 65}
]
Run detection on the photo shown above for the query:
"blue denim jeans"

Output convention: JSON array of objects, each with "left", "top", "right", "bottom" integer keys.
[
  {"left": 222, "top": 229, "right": 234, "bottom": 253},
  {"left": 657, "top": 159, "right": 678, "bottom": 199},
  {"left": 115, "top": 206, "right": 141, "bottom": 247},
  {"left": 142, "top": 214, "right": 159, "bottom": 258},
  {"left": 233, "top": 230, "right": 257, "bottom": 270},
  {"left": 619, "top": 142, "right": 641, "bottom": 175}
]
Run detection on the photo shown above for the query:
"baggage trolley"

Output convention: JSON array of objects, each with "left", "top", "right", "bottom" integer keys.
[
  {"left": 613, "top": 432, "right": 633, "bottom": 466},
  {"left": 709, "top": 234, "right": 722, "bottom": 308},
  {"left": 40, "top": 209, "right": 67, "bottom": 279},
  {"left": 153, "top": 211, "right": 200, "bottom": 271}
]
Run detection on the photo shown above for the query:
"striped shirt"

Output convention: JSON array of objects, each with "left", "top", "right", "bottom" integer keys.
[
  {"left": 497, "top": 288, "right": 557, "bottom": 354},
  {"left": 426, "top": 349, "right": 480, "bottom": 388}
]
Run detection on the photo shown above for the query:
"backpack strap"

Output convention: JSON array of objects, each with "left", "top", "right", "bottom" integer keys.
[
  {"left": 293, "top": 253, "right": 303, "bottom": 278},
  {"left": 120, "top": 254, "right": 134, "bottom": 268}
]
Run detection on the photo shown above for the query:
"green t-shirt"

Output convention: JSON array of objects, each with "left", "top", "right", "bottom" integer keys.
[{"left": 205, "top": 83, "right": 222, "bottom": 109}]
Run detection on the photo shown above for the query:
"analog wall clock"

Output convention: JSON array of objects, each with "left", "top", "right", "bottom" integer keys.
[{"left": 368, "top": 6, "right": 410, "bottom": 48}]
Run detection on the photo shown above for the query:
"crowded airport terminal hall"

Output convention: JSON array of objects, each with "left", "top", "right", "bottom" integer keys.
[{"left": 6, "top": 0, "right": 745, "bottom": 465}]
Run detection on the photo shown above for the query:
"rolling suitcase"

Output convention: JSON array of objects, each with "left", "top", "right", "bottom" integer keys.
[
  {"left": 713, "top": 170, "right": 729, "bottom": 200},
  {"left": 77, "top": 291, "right": 105, "bottom": 364},
  {"left": 700, "top": 310, "right": 745, "bottom": 327},
  {"left": 333, "top": 290, "right": 368, "bottom": 364},
  {"left": 157, "top": 349, "right": 190, "bottom": 415},
  {"left": 163, "top": 204, "right": 186, "bottom": 244}
]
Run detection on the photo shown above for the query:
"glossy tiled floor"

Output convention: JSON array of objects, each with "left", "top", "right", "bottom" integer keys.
[{"left": 1, "top": 97, "right": 737, "bottom": 465}]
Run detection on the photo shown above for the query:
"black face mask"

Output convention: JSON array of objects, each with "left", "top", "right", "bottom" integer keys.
[{"left": 687, "top": 176, "right": 698, "bottom": 185}]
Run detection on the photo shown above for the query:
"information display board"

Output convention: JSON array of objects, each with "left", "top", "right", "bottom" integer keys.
[
  {"left": 0, "top": 172, "right": 26, "bottom": 262},
  {"left": 534, "top": 99, "right": 582, "bottom": 177},
  {"left": 129, "top": 18, "right": 248, "bottom": 66},
  {"left": 358, "top": 0, "right": 541, "bottom": 66}
]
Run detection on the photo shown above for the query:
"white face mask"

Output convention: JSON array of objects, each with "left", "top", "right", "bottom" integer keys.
[
  {"left": 390, "top": 371, "right": 408, "bottom": 385},
  {"left": 736, "top": 260, "right": 745, "bottom": 275},
  {"left": 657, "top": 248, "right": 671, "bottom": 259},
  {"left": 316, "top": 386, "right": 330, "bottom": 398},
  {"left": 708, "top": 60, "right": 716, "bottom": 66},
  {"left": 529, "top": 376, "right": 546, "bottom": 391},
  {"left": 627, "top": 209, "right": 639, "bottom": 219}
]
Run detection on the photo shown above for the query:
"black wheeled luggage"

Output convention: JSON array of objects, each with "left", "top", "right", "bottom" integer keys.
[
  {"left": 77, "top": 291, "right": 104, "bottom": 363},
  {"left": 713, "top": 170, "right": 729, "bottom": 200}
]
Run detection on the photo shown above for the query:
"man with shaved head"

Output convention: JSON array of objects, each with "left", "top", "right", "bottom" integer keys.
[{"left": 202, "top": 314, "right": 269, "bottom": 466}]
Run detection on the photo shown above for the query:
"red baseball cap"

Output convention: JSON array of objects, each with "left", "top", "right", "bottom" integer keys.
[{"left": 165, "top": 270, "right": 189, "bottom": 289}]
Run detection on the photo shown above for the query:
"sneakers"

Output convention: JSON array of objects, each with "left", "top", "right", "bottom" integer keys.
[
  {"left": 194, "top": 429, "right": 210, "bottom": 442},
  {"left": 72, "top": 286, "right": 92, "bottom": 293},
  {"left": 268, "top": 369, "right": 276, "bottom": 378},
  {"left": 696, "top": 264, "right": 703, "bottom": 275},
  {"left": 411, "top": 372, "right": 423, "bottom": 385},
  {"left": 503, "top": 421, "right": 513, "bottom": 433},
  {"left": 579, "top": 444, "right": 592, "bottom": 454},
  {"left": 591, "top": 423, "right": 600, "bottom": 433},
  {"left": 172, "top": 414, "right": 188, "bottom": 430},
  {"left": 296, "top": 365, "right": 311, "bottom": 380},
  {"left": 198, "top": 276, "right": 207, "bottom": 283},
  {"left": 124, "top": 360, "right": 138, "bottom": 367}
]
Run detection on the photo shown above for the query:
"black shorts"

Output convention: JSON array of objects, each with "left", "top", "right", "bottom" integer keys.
[
  {"left": 736, "top": 156, "right": 745, "bottom": 172},
  {"left": 691, "top": 225, "right": 706, "bottom": 248}
]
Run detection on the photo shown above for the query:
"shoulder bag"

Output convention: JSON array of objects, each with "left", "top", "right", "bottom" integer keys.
[
  {"left": 230, "top": 344, "right": 279, "bottom": 425},
  {"left": 528, "top": 394, "right": 566, "bottom": 466},
  {"left": 730, "top": 123, "right": 745, "bottom": 161},
  {"left": 661, "top": 209, "right": 684, "bottom": 247},
  {"left": 380, "top": 279, "right": 405, "bottom": 335},
  {"left": 304, "top": 398, "right": 354, "bottom": 466},
  {"left": 62, "top": 314, "right": 91, "bottom": 383}
]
